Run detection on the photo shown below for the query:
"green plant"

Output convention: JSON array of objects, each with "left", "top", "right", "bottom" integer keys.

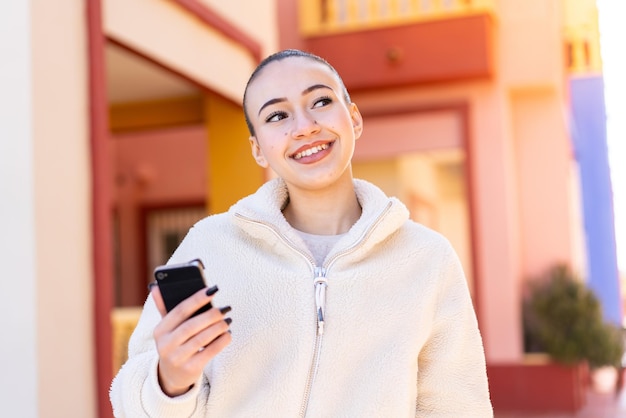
[{"left": 523, "top": 264, "right": 624, "bottom": 369}]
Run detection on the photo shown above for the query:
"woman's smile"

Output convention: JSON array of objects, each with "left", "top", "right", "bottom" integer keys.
[{"left": 291, "top": 141, "right": 334, "bottom": 163}]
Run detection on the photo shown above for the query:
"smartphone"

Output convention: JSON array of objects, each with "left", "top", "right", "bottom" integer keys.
[{"left": 154, "top": 258, "right": 212, "bottom": 317}]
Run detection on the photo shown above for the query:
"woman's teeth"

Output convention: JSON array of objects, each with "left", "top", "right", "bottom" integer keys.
[{"left": 293, "top": 143, "right": 329, "bottom": 160}]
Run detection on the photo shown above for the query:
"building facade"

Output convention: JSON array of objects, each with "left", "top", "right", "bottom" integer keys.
[{"left": 1, "top": 0, "right": 618, "bottom": 417}]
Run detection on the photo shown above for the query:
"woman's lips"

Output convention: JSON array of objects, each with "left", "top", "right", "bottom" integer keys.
[{"left": 292, "top": 142, "right": 331, "bottom": 160}]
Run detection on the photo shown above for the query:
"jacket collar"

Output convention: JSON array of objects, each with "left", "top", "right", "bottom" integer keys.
[{"left": 229, "top": 178, "right": 409, "bottom": 262}]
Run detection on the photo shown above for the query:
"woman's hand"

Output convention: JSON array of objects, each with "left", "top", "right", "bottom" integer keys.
[{"left": 150, "top": 285, "right": 232, "bottom": 397}]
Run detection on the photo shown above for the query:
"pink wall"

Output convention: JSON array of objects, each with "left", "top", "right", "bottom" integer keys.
[
  {"left": 111, "top": 125, "right": 207, "bottom": 305},
  {"left": 112, "top": 125, "right": 208, "bottom": 205},
  {"left": 512, "top": 91, "right": 574, "bottom": 281},
  {"left": 354, "top": 110, "right": 461, "bottom": 160}
]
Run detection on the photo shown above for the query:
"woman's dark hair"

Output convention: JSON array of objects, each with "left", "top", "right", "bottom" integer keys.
[{"left": 242, "top": 49, "right": 351, "bottom": 136}]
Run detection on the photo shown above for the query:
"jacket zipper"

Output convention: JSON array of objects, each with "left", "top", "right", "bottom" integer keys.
[
  {"left": 235, "top": 202, "right": 393, "bottom": 417},
  {"left": 296, "top": 201, "right": 393, "bottom": 418},
  {"left": 298, "top": 266, "right": 327, "bottom": 417},
  {"left": 314, "top": 267, "right": 328, "bottom": 336}
]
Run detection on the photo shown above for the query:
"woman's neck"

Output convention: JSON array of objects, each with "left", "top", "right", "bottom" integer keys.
[{"left": 282, "top": 177, "right": 361, "bottom": 235}]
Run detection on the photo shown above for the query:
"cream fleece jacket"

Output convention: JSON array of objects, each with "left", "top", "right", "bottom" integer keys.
[{"left": 110, "top": 178, "right": 493, "bottom": 417}]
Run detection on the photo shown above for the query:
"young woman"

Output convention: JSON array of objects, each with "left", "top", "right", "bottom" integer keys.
[{"left": 110, "top": 49, "right": 493, "bottom": 417}]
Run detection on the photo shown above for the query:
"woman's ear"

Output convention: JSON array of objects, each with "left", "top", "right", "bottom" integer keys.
[
  {"left": 350, "top": 103, "right": 364, "bottom": 140},
  {"left": 249, "top": 136, "right": 268, "bottom": 168}
]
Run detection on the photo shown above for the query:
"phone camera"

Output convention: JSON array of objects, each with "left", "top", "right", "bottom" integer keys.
[{"left": 156, "top": 272, "right": 167, "bottom": 280}]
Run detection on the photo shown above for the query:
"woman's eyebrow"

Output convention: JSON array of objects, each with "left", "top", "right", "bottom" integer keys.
[
  {"left": 257, "top": 84, "right": 333, "bottom": 116},
  {"left": 258, "top": 97, "right": 286, "bottom": 116},
  {"left": 302, "top": 84, "right": 332, "bottom": 95}
]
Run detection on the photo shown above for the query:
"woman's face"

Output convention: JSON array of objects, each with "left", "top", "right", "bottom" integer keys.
[{"left": 245, "top": 57, "right": 363, "bottom": 193}]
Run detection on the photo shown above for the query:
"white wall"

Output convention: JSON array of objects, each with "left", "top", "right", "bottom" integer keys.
[
  {"left": 0, "top": 2, "right": 38, "bottom": 417},
  {"left": 0, "top": 1, "right": 96, "bottom": 417}
]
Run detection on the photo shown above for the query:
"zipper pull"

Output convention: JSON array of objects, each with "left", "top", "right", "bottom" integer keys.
[{"left": 314, "top": 267, "right": 327, "bottom": 335}]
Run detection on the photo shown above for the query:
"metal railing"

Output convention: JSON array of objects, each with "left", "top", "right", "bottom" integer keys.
[
  {"left": 562, "top": 0, "right": 602, "bottom": 74},
  {"left": 299, "top": 0, "right": 494, "bottom": 35},
  {"left": 564, "top": 35, "right": 602, "bottom": 74}
]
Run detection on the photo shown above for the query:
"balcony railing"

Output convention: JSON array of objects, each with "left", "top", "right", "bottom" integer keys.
[
  {"left": 562, "top": 0, "right": 602, "bottom": 74},
  {"left": 564, "top": 35, "right": 602, "bottom": 74},
  {"left": 300, "top": 0, "right": 495, "bottom": 35}
]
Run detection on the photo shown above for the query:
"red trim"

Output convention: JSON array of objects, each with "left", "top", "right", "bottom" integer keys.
[
  {"left": 169, "top": 0, "right": 262, "bottom": 62},
  {"left": 86, "top": 1, "right": 114, "bottom": 417},
  {"left": 360, "top": 102, "right": 484, "bottom": 332}
]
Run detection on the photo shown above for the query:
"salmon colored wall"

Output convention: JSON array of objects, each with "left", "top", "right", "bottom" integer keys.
[
  {"left": 511, "top": 90, "right": 573, "bottom": 281},
  {"left": 277, "top": 0, "right": 306, "bottom": 51},
  {"left": 471, "top": 90, "right": 525, "bottom": 362},
  {"left": 499, "top": 1, "right": 565, "bottom": 89},
  {"left": 112, "top": 126, "right": 208, "bottom": 204},
  {"left": 568, "top": 163, "right": 587, "bottom": 279},
  {"left": 112, "top": 125, "right": 207, "bottom": 306},
  {"left": 30, "top": 1, "right": 97, "bottom": 416},
  {"left": 354, "top": 110, "right": 461, "bottom": 160}
]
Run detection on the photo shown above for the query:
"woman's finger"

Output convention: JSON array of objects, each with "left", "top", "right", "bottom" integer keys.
[
  {"left": 160, "top": 305, "right": 229, "bottom": 352},
  {"left": 149, "top": 283, "right": 167, "bottom": 317},
  {"left": 190, "top": 330, "right": 232, "bottom": 366},
  {"left": 154, "top": 286, "right": 217, "bottom": 333},
  {"left": 178, "top": 315, "right": 232, "bottom": 357}
]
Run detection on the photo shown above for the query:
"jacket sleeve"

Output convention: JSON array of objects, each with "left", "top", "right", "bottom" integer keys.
[
  {"left": 415, "top": 241, "right": 493, "bottom": 418},
  {"left": 109, "top": 293, "right": 209, "bottom": 417}
]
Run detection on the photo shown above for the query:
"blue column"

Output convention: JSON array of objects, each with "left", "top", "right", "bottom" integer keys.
[{"left": 570, "top": 75, "right": 621, "bottom": 325}]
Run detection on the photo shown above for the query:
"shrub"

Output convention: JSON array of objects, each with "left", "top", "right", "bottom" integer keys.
[{"left": 523, "top": 264, "right": 623, "bottom": 369}]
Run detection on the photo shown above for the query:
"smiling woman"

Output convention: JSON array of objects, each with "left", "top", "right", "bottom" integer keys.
[
  {"left": 245, "top": 55, "right": 362, "bottom": 205},
  {"left": 110, "top": 49, "right": 493, "bottom": 418}
]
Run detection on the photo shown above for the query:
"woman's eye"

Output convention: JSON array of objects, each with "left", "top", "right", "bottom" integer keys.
[
  {"left": 313, "top": 97, "right": 332, "bottom": 108},
  {"left": 266, "top": 111, "right": 287, "bottom": 123}
]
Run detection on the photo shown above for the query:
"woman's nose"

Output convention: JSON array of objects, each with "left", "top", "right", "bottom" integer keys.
[{"left": 291, "top": 111, "right": 321, "bottom": 138}]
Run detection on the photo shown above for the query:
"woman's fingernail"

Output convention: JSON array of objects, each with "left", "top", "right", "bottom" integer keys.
[
  {"left": 224, "top": 317, "right": 232, "bottom": 325},
  {"left": 205, "top": 285, "right": 219, "bottom": 296},
  {"left": 219, "top": 306, "right": 232, "bottom": 315},
  {"left": 147, "top": 282, "right": 157, "bottom": 291}
]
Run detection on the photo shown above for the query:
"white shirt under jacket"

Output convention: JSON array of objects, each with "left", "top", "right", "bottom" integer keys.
[{"left": 110, "top": 178, "right": 493, "bottom": 417}]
